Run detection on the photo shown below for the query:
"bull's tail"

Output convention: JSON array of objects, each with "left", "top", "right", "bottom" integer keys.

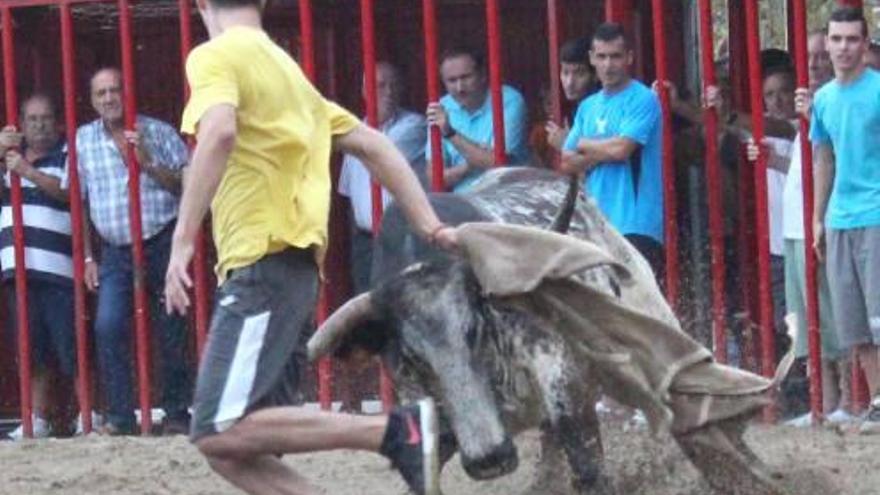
[{"left": 548, "top": 174, "right": 579, "bottom": 234}]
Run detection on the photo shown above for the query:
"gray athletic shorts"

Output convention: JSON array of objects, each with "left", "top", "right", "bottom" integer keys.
[
  {"left": 826, "top": 227, "right": 880, "bottom": 350},
  {"left": 190, "top": 248, "right": 318, "bottom": 441}
]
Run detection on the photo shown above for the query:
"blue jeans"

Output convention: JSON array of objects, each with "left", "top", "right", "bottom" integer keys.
[{"left": 94, "top": 223, "right": 191, "bottom": 429}]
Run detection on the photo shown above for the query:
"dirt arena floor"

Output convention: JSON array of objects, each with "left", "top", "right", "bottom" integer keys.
[{"left": 0, "top": 418, "right": 877, "bottom": 495}]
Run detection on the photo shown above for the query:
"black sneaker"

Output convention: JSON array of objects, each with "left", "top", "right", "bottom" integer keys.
[{"left": 379, "top": 398, "right": 440, "bottom": 495}]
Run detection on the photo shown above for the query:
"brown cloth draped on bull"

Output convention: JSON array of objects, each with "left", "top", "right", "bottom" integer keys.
[{"left": 455, "top": 222, "right": 794, "bottom": 494}]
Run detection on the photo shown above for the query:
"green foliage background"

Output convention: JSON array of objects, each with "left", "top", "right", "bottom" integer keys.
[{"left": 709, "top": 0, "right": 879, "bottom": 56}]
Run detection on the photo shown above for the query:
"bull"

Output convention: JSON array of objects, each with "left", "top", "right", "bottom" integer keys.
[{"left": 309, "top": 168, "right": 792, "bottom": 495}]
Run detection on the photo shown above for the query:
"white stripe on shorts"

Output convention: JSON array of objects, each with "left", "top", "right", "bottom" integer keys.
[{"left": 213, "top": 310, "right": 272, "bottom": 433}]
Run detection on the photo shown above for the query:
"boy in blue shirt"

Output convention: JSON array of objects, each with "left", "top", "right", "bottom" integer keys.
[{"left": 562, "top": 22, "right": 664, "bottom": 277}]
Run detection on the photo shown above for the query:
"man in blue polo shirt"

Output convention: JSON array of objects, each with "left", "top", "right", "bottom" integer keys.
[
  {"left": 425, "top": 46, "right": 528, "bottom": 192},
  {"left": 811, "top": 7, "right": 880, "bottom": 435},
  {"left": 562, "top": 22, "right": 664, "bottom": 277}
]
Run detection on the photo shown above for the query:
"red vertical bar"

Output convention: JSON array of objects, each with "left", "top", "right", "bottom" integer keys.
[
  {"left": 297, "top": 0, "right": 316, "bottom": 81},
  {"left": 744, "top": 0, "right": 777, "bottom": 421},
  {"left": 178, "top": 0, "right": 210, "bottom": 359},
  {"left": 697, "top": 0, "right": 728, "bottom": 364},
  {"left": 650, "top": 0, "right": 679, "bottom": 310},
  {"left": 118, "top": 0, "right": 153, "bottom": 435},
  {"left": 359, "top": 0, "right": 394, "bottom": 412},
  {"left": 2, "top": 5, "right": 32, "bottom": 439},
  {"left": 60, "top": 1, "right": 93, "bottom": 436},
  {"left": 605, "top": 0, "right": 632, "bottom": 24},
  {"left": 853, "top": 354, "right": 869, "bottom": 413},
  {"left": 297, "top": 0, "right": 332, "bottom": 412},
  {"left": 360, "top": 0, "right": 382, "bottom": 228},
  {"left": 423, "top": 0, "right": 445, "bottom": 192},
  {"left": 485, "top": 0, "right": 506, "bottom": 165},
  {"left": 729, "top": 0, "right": 759, "bottom": 372},
  {"left": 546, "top": 0, "right": 563, "bottom": 133},
  {"left": 791, "top": 0, "right": 824, "bottom": 423}
]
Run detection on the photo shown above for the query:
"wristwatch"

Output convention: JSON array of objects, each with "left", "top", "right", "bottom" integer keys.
[{"left": 442, "top": 126, "right": 457, "bottom": 139}]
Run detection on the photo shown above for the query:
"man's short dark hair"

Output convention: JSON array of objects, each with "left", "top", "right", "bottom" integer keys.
[
  {"left": 591, "top": 22, "right": 629, "bottom": 49},
  {"left": 560, "top": 37, "right": 591, "bottom": 65},
  {"left": 760, "top": 48, "right": 793, "bottom": 73},
  {"left": 439, "top": 46, "right": 485, "bottom": 72},
  {"left": 828, "top": 6, "right": 869, "bottom": 38},
  {"left": 20, "top": 92, "right": 57, "bottom": 118}
]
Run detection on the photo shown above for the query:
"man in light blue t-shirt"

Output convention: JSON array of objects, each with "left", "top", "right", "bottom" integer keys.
[
  {"left": 562, "top": 22, "right": 664, "bottom": 277},
  {"left": 425, "top": 46, "right": 528, "bottom": 192},
  {"left": 811, "top": 7, "right": 880, "bottom": 434}
]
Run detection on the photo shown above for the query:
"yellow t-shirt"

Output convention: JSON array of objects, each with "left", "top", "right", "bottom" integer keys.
[{"left": 181, "top": 27, "right": 359, "bottom": 280}]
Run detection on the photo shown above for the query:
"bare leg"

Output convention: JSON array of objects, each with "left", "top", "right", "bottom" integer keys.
[
  {"left": 856, "top": 344, "right": 880, "bottom": 398},
  {"left": 820, "top": 359, "right": 840, "bottom": 414},
  {"left": 837, "top": 357, "right": 853, "bottom": 413},
  {"left": 196, "top": 406, "right": 388, "bottom": 495},
  {"left": 206, "top": 455, "right": 325, "bottom": 495},
  {"left": 31, "top": 370, "right": 51, "bottom": 419}
]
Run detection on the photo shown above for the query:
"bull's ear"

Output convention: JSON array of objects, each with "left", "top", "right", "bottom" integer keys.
[{"left": 307, "top": 292, "right": 375, "bottom": 362}]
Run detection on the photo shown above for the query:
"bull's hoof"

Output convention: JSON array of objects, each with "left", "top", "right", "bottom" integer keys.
[
  {"left": 520, "top": 444, "right": 570, "bottom": 495},
  {"left": 675, "top": 424, "right": 791, "bottom": 495},
  {"left": 461, "top": 437, "right": 519, "bottom": 480},
  {"left": 573, "top": 473, "right": 616, "bottom": 495}
]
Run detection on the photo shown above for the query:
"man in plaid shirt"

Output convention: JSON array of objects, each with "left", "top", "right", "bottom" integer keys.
[{"left": 64, "top": 67, "right": 192, "bottom": 435}]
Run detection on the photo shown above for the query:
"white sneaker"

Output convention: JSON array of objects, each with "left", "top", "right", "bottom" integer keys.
[
  {"left": 826, "top": 408, "right": 857, "bottom": 425},
  {"left": 73, "top": 411, "right": 104, "bottom": 436},
  {"left": 6, "top": 416, "right": 51, "bottom": 440},
  {"left": 784, "top": 413, "right": 814, "bottom": 428}
]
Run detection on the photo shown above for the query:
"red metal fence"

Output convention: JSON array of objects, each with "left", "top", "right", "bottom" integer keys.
[{"left": 0, "top": 0, "right": 867, "bottom": 437}]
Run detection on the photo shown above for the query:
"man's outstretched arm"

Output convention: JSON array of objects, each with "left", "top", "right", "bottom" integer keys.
[{"left": 334, "top": 123, "right": 455, "bottom": 246}]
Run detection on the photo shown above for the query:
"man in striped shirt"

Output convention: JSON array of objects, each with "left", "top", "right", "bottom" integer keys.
[{"left": 0, "top": 93, "right": 76, "bottom": 439}]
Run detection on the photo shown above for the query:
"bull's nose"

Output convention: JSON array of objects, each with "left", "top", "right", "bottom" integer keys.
[{"left": 461, "top": 437, "right": 518, "bottom": 480}]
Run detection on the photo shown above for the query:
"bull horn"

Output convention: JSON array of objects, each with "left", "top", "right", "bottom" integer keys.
[{"left": 307, "top": 292, "right": 375, "bottom": 362}]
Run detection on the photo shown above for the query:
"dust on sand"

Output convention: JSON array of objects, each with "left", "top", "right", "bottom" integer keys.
[{"left": 0, "top": 420, "right": 876, "bottom": 495}]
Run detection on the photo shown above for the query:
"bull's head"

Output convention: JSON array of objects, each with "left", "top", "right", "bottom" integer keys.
[{"left": 308, "top": 260, "right": 518, "bottom": 480}]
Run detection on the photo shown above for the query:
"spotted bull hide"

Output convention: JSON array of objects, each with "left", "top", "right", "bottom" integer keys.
[{"left": 309, "top": 168, "right": 792, "bottom": 495}]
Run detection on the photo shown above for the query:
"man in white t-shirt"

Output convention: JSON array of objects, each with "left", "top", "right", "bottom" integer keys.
[
  {"left": 748, "top": 33, "right": 852, "bottom": 425},
  {"left": 338, "top": 61, "right": 427, "bottom": 295}
]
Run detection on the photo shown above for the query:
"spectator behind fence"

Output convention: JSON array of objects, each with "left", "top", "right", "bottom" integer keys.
[
  {"left": 0, "top": 94, "right": 80, "bottom": 439},
  {"left": 747, "top": 32, "right": 853, "bottom": 426},
  {"left": 811, "top": 7, "right": 880, "bottom": 435},
  {"left": 866, "top": 39, "right": 880, "bottom": 69},
  {"left": 542, "top": 37, "right": 598, "bottom": 154},
  {"left": 62, "top": 67, "right": 192, "bottom": 436},
  {"left": 338, "top": 61, "right": 427, "bottom": 296},
  {"left": 530, "top": 37, "right": 598, "bottom": 168},
  {"left": 561, "top": 22, "right": 665, "bottom": 278},
  {"left": 425, "top": 46, "right": 528, "bottom": 191}
]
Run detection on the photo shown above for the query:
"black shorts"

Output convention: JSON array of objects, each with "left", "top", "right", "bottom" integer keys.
[
  {"left": 190, "top": 248, "right": 318, "bottom": 441},
  {"left": 4, "top": 279, "right": 76, "bottom": 377}
]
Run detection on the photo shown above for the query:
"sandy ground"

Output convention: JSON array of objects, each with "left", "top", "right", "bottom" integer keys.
[{"left": 0, "top": 419, "right": 877, "bottom": 495}]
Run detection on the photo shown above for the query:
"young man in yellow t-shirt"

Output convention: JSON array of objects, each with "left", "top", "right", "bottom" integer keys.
[{"left": 163, "top": 1, "right": 456, "bottom": 494}]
